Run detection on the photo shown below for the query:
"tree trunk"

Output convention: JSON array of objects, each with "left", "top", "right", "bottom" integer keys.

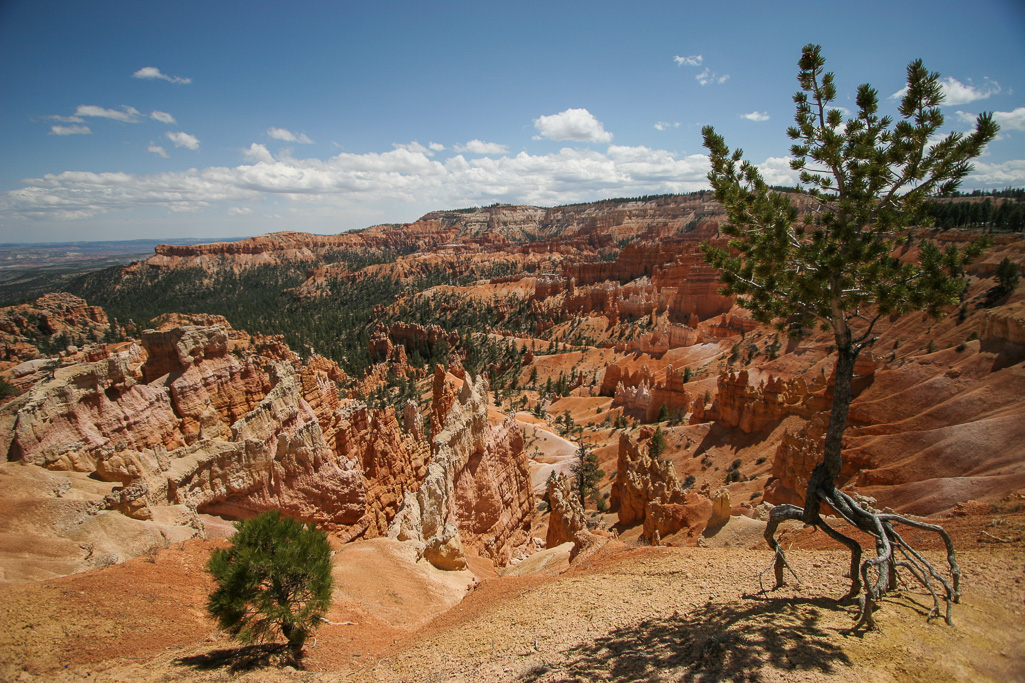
[
  {"left": 802, "top": 341, "right": 858, "bottom": 524},
  {"left": 281, "top": 622, "right": 306, "bottom": 661}
]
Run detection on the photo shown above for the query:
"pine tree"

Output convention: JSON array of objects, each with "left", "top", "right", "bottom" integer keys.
[
  {"left": 701, "top": 44, "right": 997, "bottom": 630},
  {"left": 571, "top": 443, "right": 605, "bottom": 508},
  {"left": 648, "top": 425, "right": 666, "bottom": 459},
  {"left": 206, "top": 511, "right": 334, "bottom": 660}
]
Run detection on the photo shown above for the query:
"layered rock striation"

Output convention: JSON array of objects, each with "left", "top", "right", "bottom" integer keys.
[
  {"left": 3, "top": 320, "right": 536, "bottom": 568},
  {"left": 389, "top": 368, "right": 535, "bottom": 567},
  {"left": 610, "top": 432, "right": 712, "bottom": 544}
]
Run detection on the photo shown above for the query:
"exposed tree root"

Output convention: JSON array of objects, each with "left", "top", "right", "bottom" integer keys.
[{"left": 764, "top": 487, "right": 960, "bottom": 631}]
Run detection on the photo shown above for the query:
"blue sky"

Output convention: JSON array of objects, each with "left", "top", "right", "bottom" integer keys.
[{"left": 1, "top": 0, "right": 1023, "bottom": 243}]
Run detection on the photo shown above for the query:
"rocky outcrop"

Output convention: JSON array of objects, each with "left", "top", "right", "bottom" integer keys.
[
  {"left": 610, "top": 432, "right": 712, "bottom": 544},
  {"left": 981, "top": 301, "right": 1025, "bottom": 344},
  {"left": 2, "top": 321, "right": 436, "bottom": 543},
  {"left": 699, "top": 369, "right": 833, "bottom": 433},
  {"left": 370, "top": 322, "right": 460, "bottom": 364},
  {"left": 388, "top": 368, "right": 535, "bottom": 567},
  {"left": 707, "top": 488, "right": 732, "bottom": 530},
  {"left": 603, "top": 363, "right": 691, "bottom": 422},
  {"left": 0, "top": 293, "right": 109, "bottom": 363},
  {"left": 4, "top": 354, "right": 186, "bottom": 471}
]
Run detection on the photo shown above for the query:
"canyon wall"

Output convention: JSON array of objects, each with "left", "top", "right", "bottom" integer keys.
[{"left": 2, "top": 319, "right": 537, "bottom": 569}]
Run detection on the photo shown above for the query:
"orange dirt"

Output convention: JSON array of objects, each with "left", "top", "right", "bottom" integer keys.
[{"left": 1, "top": 512, "right": 1022, "bottom": 682}]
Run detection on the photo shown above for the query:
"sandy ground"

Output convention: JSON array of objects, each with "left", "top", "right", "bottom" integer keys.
[{"left": 1, "top": 512, "right": 1022, "bottom": 683}]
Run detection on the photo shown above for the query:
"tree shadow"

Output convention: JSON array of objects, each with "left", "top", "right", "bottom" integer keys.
[
  {"left": 521, "top": 595, "right": 852, "bottom": 682},
  {"left": 174, "top": 642, "right": 300, "bottom": 673}
]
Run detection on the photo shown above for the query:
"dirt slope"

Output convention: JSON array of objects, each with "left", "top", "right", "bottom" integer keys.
[{"left": 1, "top": 512, "right": 1022, "bottom": 682}]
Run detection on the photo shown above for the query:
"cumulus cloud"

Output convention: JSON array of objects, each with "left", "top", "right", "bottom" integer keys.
[
  {"left": 654, "top": 121, "right": 680, "bottom": 131},
  {"left": 75, "top": 105, "right": 142, "bottom": 122},
  {"left": 696, "top": 68, "right": 729, "bottom": 86},
  {"left": 150, "top": 110, "right": 176, "bottom": 124},
  {"left": 755, "top": 156, "right": 800, "bottom": 186},
  {"left": 741, "top": 111, "right": 770, "bottom": 122},
  {"left": 166, "top": 131, "right": 200, "bottom": 150},
  {"left": 392, "top": 141, "right": 437, "bottom": 156},
  {"left": 429, "top": 142, "right": 446, "bottom": 152},
  {"left": 132, "top": 67, "right": 192, "bottom": 85},
  {"left": 454, "top": 139, "right": 509, "bottom": 155},
  {"left": 994, "top": 107, "right": 1025, "bottom": 131},
  {"left": 674, "top": 55, "right": 702, "bottom": 67},
  {"left": 267, "top": 127, "right": 313, "bottom": 144},
  {"left": 958, "top": 106, "right": 1025, "bottom": 132},
  {"left": 49, "top": 124, "right": 91, "bottom": 136},
  {"left": 533, "top": 108, "right": 613, "bottom": 143},
  {"left": 891, "top": 76, "right": 1001, "bottom": 106},
  {"left": 967, "top": 159, "right": 1025, "bottom": 186},
  {"left": 147, "top": 143, "right": 169, "bottom": 158},
  {"left": 1, "top": 143, "right": 717, "bottom": 222},
  {"left": 242, "top": 143, "right": 274, "bottom": 163}
]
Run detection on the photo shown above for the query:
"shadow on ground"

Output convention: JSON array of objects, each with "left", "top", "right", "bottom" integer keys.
[
  {"left": 520, "top": 595, "right": 853, "bottom": 682},
  {"left": 175, "top": 643, "right": 299, "bottom": 673}
]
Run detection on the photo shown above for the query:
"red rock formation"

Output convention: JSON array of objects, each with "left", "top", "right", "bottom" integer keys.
[
  {"left": 981, "top": 301, "right": 1025, "bottom": 344},
  {"left": 700, "top": 369, "right": 832, "bottom": 433},
  {"left": 610, "top": 432, "right": 712, "bottom": 544},
  {"left": 0, "top": 293, "right": 109, "bottom": 364},
  {"left": 389, "top": 370, "right": 535, "bottom": 566}
]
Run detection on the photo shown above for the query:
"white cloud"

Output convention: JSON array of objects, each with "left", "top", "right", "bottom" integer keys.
[
  {"left": 74, "top": 105, "right": 142, "bottom": 122},
  {"left": 891, "top": 76, "right": 1001, "bottom": 106},
  {"left": 392, "top": 141, "right": 436, "bottom": 156},
  {"left": 696, "top": 68, "right": 729, "bottom": 86},
  {"left": 454, "top": 139, "right": 509, "bottom": 155},
  {"left": 267, "top": 127, "right": 313, "bottom": 144},
  {"left": 429, "top": 142, "right": 446, "bottom": 152},
  {"left": 49, "top": 124, "right": 91, "bottom": 136},
  {"left": 533, "top": 108, "right": 613, "bottom": 143},
  {"left": 150, "top": 110, "right": 176, "bottom": 124},
  {"left": 132, "top": 66, "right": 191, "bottom": 85},
  {"left": 742, "top": 111, "right": 770, "bottom": 122},
  {"left": 166, "top": 131, "right": 200, "bottom": 150},
  {"left": 49, "top": 114, "right": 84, "bottom": 123},
  {"left": 994, "top": 107, "right": 1025, "bottom": 131},
  {"left": 1, "top": 144, "right": 717, "bottom": 222},
  {"left": 967, "top": 159, "right": 1025, "bottom": 186},
  {"left": 242, "top": 143, "right": 274, "bottom": 163},
  {"left": 939, "top": 77, "right": 1000, "bottom": 106},
  {"left": 756, "top": 156, "right": 800, "bottom": 186},
  {"left": 227, "top": 207, "right": 253, "bottom": 216},
  {"left": 147, "top": 144, "right": 169, "bottom": 158},
  {"left": 654, "top": 121, "right": 680, "bottom": 131},
  {"left": 959, "top": 106, "right": 1025, "bottom": 132},
  {"left": 674, "top": 55, "right": 702, "bottom": 67}
]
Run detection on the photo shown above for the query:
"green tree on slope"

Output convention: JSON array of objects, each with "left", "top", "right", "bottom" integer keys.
[
  {"left": 701, "top": 44, "right": 997, "bottom": 629},
  {"left": 207, "top": 511, "right": 334, "bottom": 660}
]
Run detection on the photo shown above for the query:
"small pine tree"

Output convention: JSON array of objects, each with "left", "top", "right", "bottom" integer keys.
[
  {"left": 656, "top": 402, "right": 670, "bottom": 422},
  {"left": 571, "top": 443, "right": 604, "bottom": 507},
  {"left": 994, "top": 257, "right": 1020, "bottom": 297},
  {"left": 648, "top": 425, "right": 666, "bottom": 459},
  {"left": 206, "top": 511, "right": 333, "bottom": 660}
]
